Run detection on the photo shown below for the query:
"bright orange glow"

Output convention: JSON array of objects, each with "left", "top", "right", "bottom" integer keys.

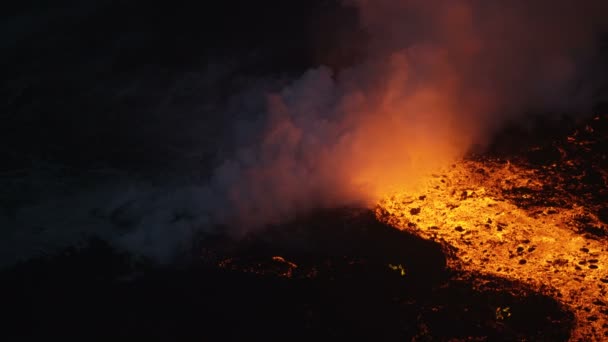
[
  {"left": 330, "top": 50, "right": 477, "bottom": 202},
  {"left": 376, "top": 159, "right": 608, "bottom": 341}
]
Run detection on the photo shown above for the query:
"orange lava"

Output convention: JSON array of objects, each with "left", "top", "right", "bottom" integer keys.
[{"left": 377, "top": 159, "right": 608, "bottom": 341}]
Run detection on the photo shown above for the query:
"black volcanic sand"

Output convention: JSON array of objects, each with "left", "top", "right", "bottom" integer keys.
[{"left": 1, "top": 208, "right": 573, "bottom": 341}]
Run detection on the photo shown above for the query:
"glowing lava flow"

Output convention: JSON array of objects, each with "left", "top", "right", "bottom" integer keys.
[{"left": 376, "top": 160, "right": 608, "bottom": 341}]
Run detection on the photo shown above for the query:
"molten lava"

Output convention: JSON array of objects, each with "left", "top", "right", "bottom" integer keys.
[{"left": 376, "top": 117, "right": 608, "bottom": 341}]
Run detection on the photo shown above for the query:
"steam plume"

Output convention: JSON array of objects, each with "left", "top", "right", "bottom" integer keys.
[
  {"left": 4, "top": 1, "right": 608, "bottom": 264},
  {"left": 215, "top": 0, "right": 608, "bottom": 231}
]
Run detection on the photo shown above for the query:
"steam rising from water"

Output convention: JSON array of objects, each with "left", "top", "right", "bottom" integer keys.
[{"left": 3, "top": 0, "right": 607, "bottom": 264}]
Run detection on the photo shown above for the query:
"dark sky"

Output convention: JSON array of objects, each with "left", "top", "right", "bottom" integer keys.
[{"left": 2, "top": 0, "right": 362, "bottom": 168}]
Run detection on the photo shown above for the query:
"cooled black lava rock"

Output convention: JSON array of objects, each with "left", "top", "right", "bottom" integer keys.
[
  {"left": 598, "top": 207, "right": 608, "bottom": 224},
  {"left": 0, "top": 208, "right": 575, "bottom": 341},
  {"left": 526, "top": 145, "right": 562, "bottom": 166}
]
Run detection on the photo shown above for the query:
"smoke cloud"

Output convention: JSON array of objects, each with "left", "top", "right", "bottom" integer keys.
[
  {"left": 4, "top": 1, "right": 608, "bottom": 265},
  {"left": 214, "top": 0, "right": 608, "bottom": 230}
]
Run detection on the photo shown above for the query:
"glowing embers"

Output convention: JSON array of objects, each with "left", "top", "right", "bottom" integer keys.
[
  {"left": 377, "top": 160, "right": 608, "bottom": 341},
  {"left": 218, "top": 255, "right": 300, "bottom": 279}
]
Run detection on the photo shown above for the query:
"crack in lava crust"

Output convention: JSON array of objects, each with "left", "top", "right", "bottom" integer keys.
[{"left": 377, "top": 160, "right": 608, "bottom": 341}]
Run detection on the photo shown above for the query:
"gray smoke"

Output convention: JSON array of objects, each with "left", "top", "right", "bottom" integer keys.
[{"left": 3, "top": 0, "right": 607, "bottom": 266}]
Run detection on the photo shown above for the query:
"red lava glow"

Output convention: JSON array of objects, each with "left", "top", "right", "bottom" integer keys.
[{"left": 376, "top": 154, "right": 608, "bottom": 340}]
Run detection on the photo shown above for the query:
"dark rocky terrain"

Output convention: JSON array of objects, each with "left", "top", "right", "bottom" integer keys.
[{"left": 2, "top": 208, "right": 574, "bottom": 340}]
